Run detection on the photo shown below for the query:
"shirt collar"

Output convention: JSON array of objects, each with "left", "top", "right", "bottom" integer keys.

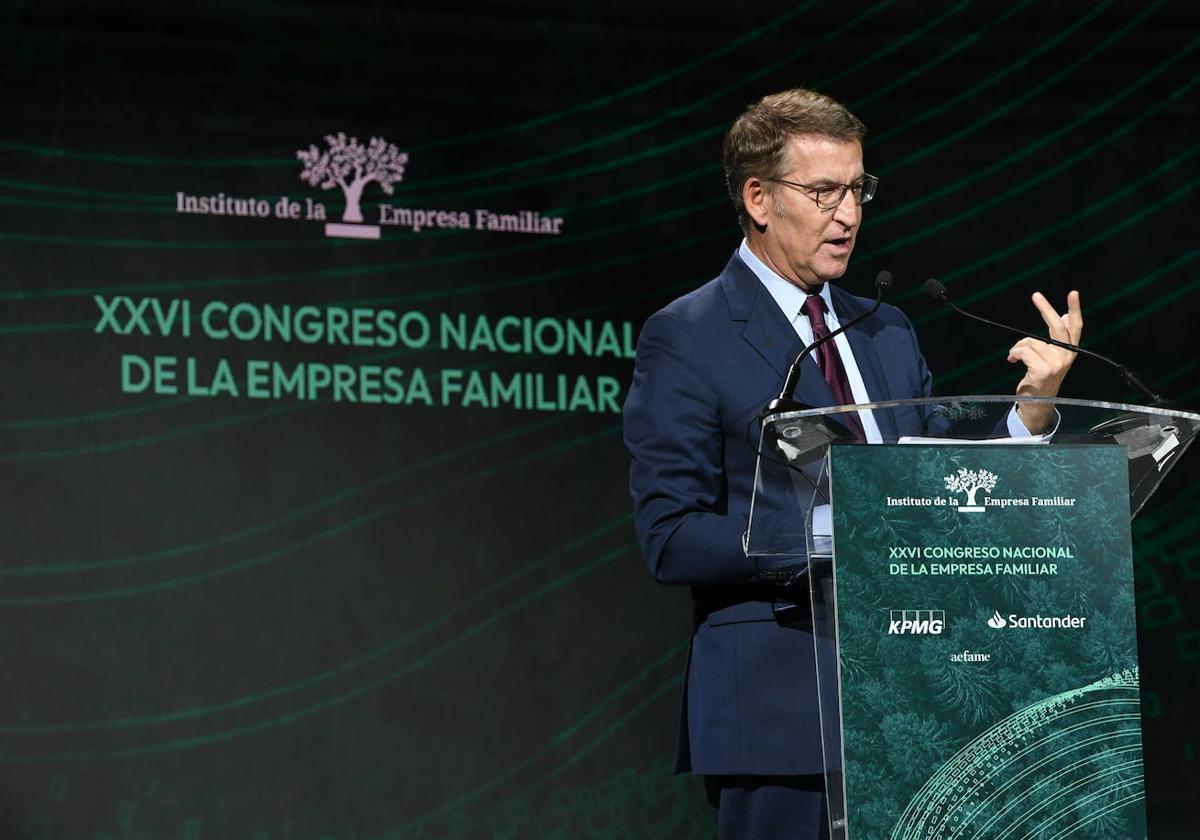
[{"left": 738, "top": 238, "right": 835, "bottom": 320}]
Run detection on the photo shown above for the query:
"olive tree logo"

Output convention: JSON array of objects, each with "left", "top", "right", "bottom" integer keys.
[
  {"left": 296, "top": 133, "right": 408, "bottom": 239},
  {"left": 944, "top": 467, "right": 998, "bottom": 513}
]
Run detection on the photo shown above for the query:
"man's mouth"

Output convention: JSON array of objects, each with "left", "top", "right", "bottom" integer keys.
[{"left": 824, "top": 235, "right": 851, "bottom": 249}]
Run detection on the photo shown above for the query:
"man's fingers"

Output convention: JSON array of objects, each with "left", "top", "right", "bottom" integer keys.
[
  {"left": 1007, "top": 340, "right": 1050, "bottom": 367},
  {"left": 1009, "top": 292, "right": 1080, "bottom": 404},
  {"left": 1066, "top": 290, "right": 1083, "bottom": 344},
  {"left": 1031, "top": 291, "right": 1070, "bottom": 342},
  {"left": 1008, "top": 336, "right": 1056, "bottom": 365},
  {"left": 1031, "top": 290, "right": 1084, "bottom": 346}
]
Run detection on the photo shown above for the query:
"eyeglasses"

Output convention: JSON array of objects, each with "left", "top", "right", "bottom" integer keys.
[{"left": 766, "top": 173, "right": 879, "bottom": 211}]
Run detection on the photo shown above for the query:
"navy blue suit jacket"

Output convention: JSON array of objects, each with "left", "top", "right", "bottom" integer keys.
[{"left": 623, "top": 250, "right": 935, "bottom": 775}]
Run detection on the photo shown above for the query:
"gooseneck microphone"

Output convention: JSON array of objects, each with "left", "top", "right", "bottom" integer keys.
[
  {"left": 763, "top": 270, "right": 893, "bottom": 415},
  {"left": 923, "top": 278, "right": 1163, "bottom": 404}
]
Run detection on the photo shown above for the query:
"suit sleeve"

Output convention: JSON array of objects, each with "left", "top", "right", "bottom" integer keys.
[
  {"left": 896, "top": 306, "right": 934, "bottom": 400},
  {"left": 622, "top": 311, "right": 754, "bottom": 586},
  {"left": 892, "top": 305, "right": 952, "bottom": 436}
]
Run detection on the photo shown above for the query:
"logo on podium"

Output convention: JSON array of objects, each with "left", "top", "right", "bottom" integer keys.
[
  {"left": 887, "top": 609, "right": 946, "bottom": 635},
  {"left": 944, "top": 467, "right": 998, "bottom": 512}
]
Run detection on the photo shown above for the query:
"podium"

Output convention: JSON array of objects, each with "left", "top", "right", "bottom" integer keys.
[{"left": 747, "top": 395, "right": 1200, "bottom": 840}]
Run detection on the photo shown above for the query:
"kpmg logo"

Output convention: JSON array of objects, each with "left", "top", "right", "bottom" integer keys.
[
  {"left": 987, "top": 609, "right": 1088, "bottom": 630},
  {"left": 944, "top": 467, "right": 999, "bottom": 513},
  {"left": 174, "top": 132, "right": 565, "bottom": 241},
  {"left": 887, "top": 609, "right": 946, "bottom": 635}
]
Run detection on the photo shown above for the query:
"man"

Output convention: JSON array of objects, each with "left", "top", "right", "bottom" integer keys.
[{"left": 622, "top": 89, "right": 1082, "bottom": 838}]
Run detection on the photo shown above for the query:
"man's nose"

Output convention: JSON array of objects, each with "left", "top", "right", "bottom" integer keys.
[{"left": 831, "top": 188, "right": 859, "bottom": 228}]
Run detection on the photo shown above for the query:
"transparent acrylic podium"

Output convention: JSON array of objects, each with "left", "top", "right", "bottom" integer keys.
[{"left": 746, "top": 395, "right": 1200, "bottom": 840}]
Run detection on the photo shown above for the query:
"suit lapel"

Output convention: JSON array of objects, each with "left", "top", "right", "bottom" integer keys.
[
  {"left": 723, "top": 252, "right": 905, "bottom": 435},
  {"left": 722, "top": 251, "right": 837, "bottom": 407},
  {"left": 722, "top": 252, "right": 789, "bottom": 377}
]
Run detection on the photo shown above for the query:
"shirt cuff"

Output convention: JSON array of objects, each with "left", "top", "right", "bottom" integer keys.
[{"left": 1007, "top": 404, "right": 1061, "bottom": 438}]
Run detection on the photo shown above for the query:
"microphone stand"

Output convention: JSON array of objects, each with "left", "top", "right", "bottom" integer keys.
[
  {"left": 922, "top": 278, "right": 1164, "bottom": 405},
  {"left": 763, "top": 270, "right": 893, "bottom": 416}
]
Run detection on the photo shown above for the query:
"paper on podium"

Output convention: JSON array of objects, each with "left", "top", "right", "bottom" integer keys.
[{"left": 897, "top": 435, "right": 1049, "bottom": 445}]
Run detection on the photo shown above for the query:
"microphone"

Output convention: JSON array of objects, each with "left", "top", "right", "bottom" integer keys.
[
  {"left": 764, "top": 270, "right": 892, "bottom": 416},
  {"left": 923, "top": 278, "right": 1163, "bottom": 404}
]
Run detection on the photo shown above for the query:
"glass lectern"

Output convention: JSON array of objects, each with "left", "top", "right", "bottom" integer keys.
[{"left": 747, "top": 395, "right": 1200, "bottom": 840}]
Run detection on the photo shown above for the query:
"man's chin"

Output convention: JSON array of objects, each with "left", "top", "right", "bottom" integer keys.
[
  {"left": 815, "top": 259, "right": 851, "bottom": 283},
  {"left": 788, "top": 257, "right": 851, "bottom": 291}
]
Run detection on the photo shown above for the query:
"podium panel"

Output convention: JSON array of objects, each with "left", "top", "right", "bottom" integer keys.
[{"left": 828, "top": 444, "right": 1144, "bottom": 839}]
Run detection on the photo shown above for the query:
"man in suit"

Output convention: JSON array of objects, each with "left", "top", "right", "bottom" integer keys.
[{"left": 622, "top": 88, "right": 1082, "bottom": 839}]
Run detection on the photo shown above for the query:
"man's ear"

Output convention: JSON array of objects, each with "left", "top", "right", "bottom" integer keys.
[{"left": 742, "top": 177, "right": 771, "bottom": 231}]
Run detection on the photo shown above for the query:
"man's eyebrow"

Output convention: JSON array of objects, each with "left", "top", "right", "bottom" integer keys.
[{"left": 807, "top": 175, "right": 864, "bottom": 186}]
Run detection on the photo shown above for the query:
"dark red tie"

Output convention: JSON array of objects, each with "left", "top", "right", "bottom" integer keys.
[{"left": 802, "top": 294, "right": 866, "bottom": 441}]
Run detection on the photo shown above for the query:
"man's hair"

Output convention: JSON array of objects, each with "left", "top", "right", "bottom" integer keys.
[{"left": 723, "top": 88, "right": 866, "bottom": 234}]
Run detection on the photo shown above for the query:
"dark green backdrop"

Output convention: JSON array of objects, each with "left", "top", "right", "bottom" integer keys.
[{"left": 1, "top": 1, "right": 1197, "bottom": 837}]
